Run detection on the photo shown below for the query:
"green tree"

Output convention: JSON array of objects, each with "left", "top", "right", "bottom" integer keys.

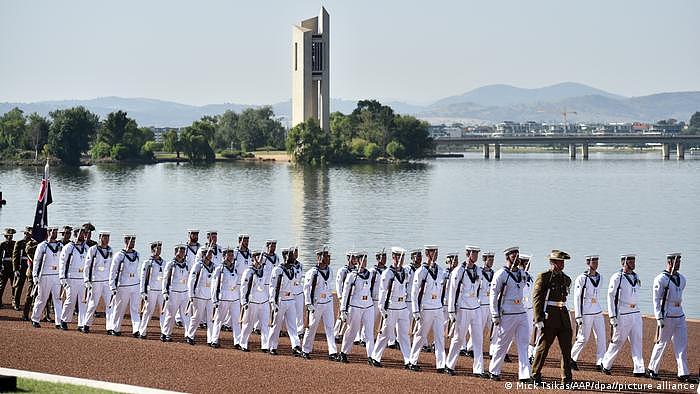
[
  {"left": 180, "top": 118, "right": 216, "bottom": 163},
  {"left": 286, "top": 118, "right": 328, "bottom": 164},
  {"left": 90, "top": 141, "right": 111, "bottom": 160},
  {"left": 110, "top": 143, "right": 129, "bottom": 160},
  {"left": 98, "top": 111, "right": 133, "bottom": 146},
  {"left": 363, "top": 142, "right": 381, "bottom": 160},
  {"left": 214, "top": 110, "right": 239, "bottom": 151},
  {"left": 391, "top": 114, "right": 432, "bottom": 158},
  {"left": 0, "top": 107, "right": 27, "bottom": 152},
  {"left": 687, "top": 111, "right": 700, "bottom": 134},
  {"left": 386, "top": 140, "right": 406, "bottom": 159},
  {"left": 48, "top": 107, "right": 99, "bottom": 165},
  {"left": 26, "top": 113, "right": 51, "bottom": 158},
  {"left": 162, "top": 130, "right": 179, "bottom": 153}
]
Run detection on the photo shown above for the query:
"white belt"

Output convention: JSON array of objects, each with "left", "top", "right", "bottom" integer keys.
[{"left": 547, "top": 301, "right": 566, "bottom": 307}]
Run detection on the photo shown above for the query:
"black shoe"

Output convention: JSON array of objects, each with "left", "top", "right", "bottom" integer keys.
[
  {"left": 185, "top": 336, "right": 195, "bottom": 345},
  {"left": 339, "top": 353, "right": 349, "bottom": 363},
  {"left": 504, "top": 354, "right": 512, "bottom": 363},
  {"left": 533, "top": 374, "right": 542, "bottom": 385},
  {"left": 206, "top": 343, "right": 211, "bottom": 346},
  {"left": 139, "top": 334, "right": 147, "bottom": 340},
  {"left": 520, "top": 378, "right": 533, "bottom": 383},
  {"left": 165, "top": 335, "right": 172, "bottom": 342},
  {"left": 367, "top": 357, "right": 373, "bottom": 365},
  {"left": 571, "top": 360, "right": 579, "bottom": 370},
  {"left": 647, "top": 369, "right": 659, "bottom": 380},
  {"left": 222, "top": 324, "right": 232, "bottom": 332},
  {"left": 82, "top": 326, "right": 90, "bottom": 334},
  {"left": 176, "top": 321, "right": 183, "bottom": 328},
  {"left": 211, "top": 342, "right": 220, "bottom": 348},
  {"left": 113, "top": 331, "right": 122, "bottom": 336},
  {"left": 409, "top": 364, "right": 421, "bottom": 372},
  {"left": 436, "top": 368, "right": 445, "bottom": 374},
  {"left": 404, "top": 363, "right": 411, "bottom": 370},
  {"left": 359, "top": 340, "right": 366, "bottom": 347},
  {"left": 302, "top": 352, "right": 311, "bottom": 360},
  {"left": 421, "top": 345, "right": 432, "bottom": 353},
  {"left": 77, "top": 325, "right": 84, "bottom": 332},
  {"left": 334, "top": 335, "right": 342, "bottom": 344},
  {"left": 529, "top": 356, "right": 534, "bottom": 365},
  {"left": 602, "top": 367, "right": 612, "bottom": 375},
  {"left": 260, "top": 348, "right": 268, "bottom": 353},
  {"left": 31, "top": 321, "right": 41, "bottom": 328},
  {"left": 55, "top": 324, "right": 61, "bottom": 329},
  {"left": 446, "top": 368, "right": 456, "bottom": 376},
  {"left": 292, "top": 346, "right": 302, "bottom": 357},
  {"left": 254, "top": 328, "right": 261, "bottom": 335},
  {"left": 490, "top": 373, "right": 501, "bottom": 381},
  {"left": 60, "top": 322, "right": 68, "bottom": 330},
  {"left": 199, "top": 322, "right": 207, "bottom": 329},
  {"left": 353, "top": 340, "right": 361, "bottom": 345},
  {"left": 106, "top": 329, "right": 114, "bottom": 336},
  {"left": 459, "top": 349, "right": 466, "bottom": 356},
  {"left": 233, "top": 344, "right": 241, "bottom": 350},
  {"left": 633, "top": 372, "right": 647, "bottom": 378},
  {"left": 371, "top": 358, "right": 382, "bottom": 368},
  {"left": 328, "top": 353, "right": 338, "bottom": 361},
  {"left": 269, "top": 349, "right": 278, "bottom": 355},
  {"left": 241, "top": 347, "right": 249, "bottom": 352},
  {"left": 13, "top": 305, "right": 20, "bottom": 311},
  {"left": 388, "top": 342, "right": 398, "bottom": 349},
  {"left": 596, "top": 364, "right": 603, "bottom": 372},
  {"left": 160, "top": 334, "right": 167, "bottom": 342},
  {"left": 132, "top": 332, "right": 139, "bottom": 338},
  {"left": 476, "top": 372, "right": 490, "bottom": 379}
]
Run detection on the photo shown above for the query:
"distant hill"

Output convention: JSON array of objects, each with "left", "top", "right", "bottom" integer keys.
[{"left": 1, "top": 83, "right": 699, "bottom": 126}]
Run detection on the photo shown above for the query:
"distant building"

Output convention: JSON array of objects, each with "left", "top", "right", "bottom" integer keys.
[
  {"left": 650, "top": 121, "right": 684, "bottom": 134},
  {"left": 149, "top": 127, "right": 181, "bottom": 143}
]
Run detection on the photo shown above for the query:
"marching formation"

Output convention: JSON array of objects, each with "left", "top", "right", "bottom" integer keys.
[{"left": 0, "top": 224, "right": 694, "bottom": 385}]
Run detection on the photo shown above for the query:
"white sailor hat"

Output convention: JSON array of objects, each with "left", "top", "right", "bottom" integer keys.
[
  {"left": 238, "top": 233, "right": 250, "bottom": 239},
  {"left": 98, "top": 230, "right": 110, "bottom": 236},
  {"left": 315, "top": 246, "right": 329, "bottom": 256},
  {"left": 446, "top": 252, "right": 459, "bottom": 259},
  {"left": 187, "top": 229, "right": 199, "bottom": 234},
  {"left": 47, "top": 226, "right": 58, "bottom": 231},
  {"left": 354, "top": 250, "right": 367, "bottom": 257},
  {"left": 503, "top": 246, "right": 519, "bottom": 255},
  {"left": 251, "top": 249, "right": 262, "bottom": 256},
  {"left": 265, "top": 239, "right": 277, "bottom": 245},
  {"left": 375, "top": 249, "right": 386, "bottom": 256},
  {"left": 346, "top": 249, "right": 353, "bottom": 257},
  {"left": 482, "top": 251, "right": 495, "bottom": 257},
  {"left": 59, "top": 226, "right": 72, "bottom": 233},
  {"left": 206, "top": 230, "right": 218, "bottom": 235},
  {"left": 391, "top": 247, "right": 406, "bottom": 255},
  {"left": 174, "top": 243, "right": 186, "bottom": 250},
  {"left": 619, "top": 254, "right": 636, "bottom": 260},
  {"left": 519, "top": 254, "right": 532, "bottom": 261},
  {"left": 424, "top": 245, "right": 438, "bottom": 251},
  {"left": 465, "top": 245, "right": 480, "bottom": 252},
  {"left": 584, "top": 254, "right": 600, "bottom": 261},
  {"left": 666, "top": 253, "right": 681, "bottom": 259},
  {"left": 223, "top": 246, "right": 235, "bottom": 253},
  {"left": 409, "top": 249, "right": 422, "bottom": 255},
  {"left": 150, "top": 241, "right": 162, "bottom": 249},
  {"left": 280, "top": 247, "right": 290, "bottom": 254},
  {"left": 123, "top": 233, "right": 136, "bottom": 239}
]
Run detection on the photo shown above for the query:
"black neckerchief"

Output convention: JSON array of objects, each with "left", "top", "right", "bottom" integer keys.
[
  {"left": 151, "top": 256, "right": 163, "bottom": 270},
  {"left": 427, "top": 264, "right": 438, "bottom": 280},
  {"left": 317, "top": 266, "right": 330, "bottom": 281},
  {"left": 264, "top": 253, "right": 277, "bottom": 265},
  {"left": 283, "top": 264, "right": 295, "bottom": 280},
  {"left": 585, "top": 271, "right": 601, "bottom": 287},
  {"left": 47, "top": 241, "right": 61, "bottom": 254},
  {"left": 622, "top": 270, "right": 638, "bottom": 286},
  {"left": 253, "top": 265, "right": 264, "bottom": 278},
  {"left": 375, "top": 265, "right": 386, "bottom": 274},
  {"left": 175, "top": 259, "right": 188, "bottom": 270},
  {"left": 123, "top": 250, "right": 138, "bottom": 262},
  {"left": 202, "top": 261, "right": 214, "bottom": 273},
  {"left": 466, "top": 264, "right": 479, "bottom": 283},
  {"left": 224, "top": 263, "right": 236, "bottom": 275},
  {"left": 505, "top": 267, "right": 523, "bottom": 283},
  {"left": 187, "top": 243, "right": 200, "bottom": 256},
  {"left": 482, "top": 268, "right": 494, "bottom": 283},
  {"left": 97, "top": 246, "right": 111, "bottom": 259},
  {"left": 357, "top": 268, "right": 370, "bottom": 280},
  {"left": 238, "top": 248, "right": 250, "bottom": 259},
  {"left": 74, "top": 242, "right": 85, "bottom": 254},
  {"left": 391, "top": 266, "right": 405, "bottom": 283},
  {"left": 662, "top": 270, "right": 680, "bottom": 287}
]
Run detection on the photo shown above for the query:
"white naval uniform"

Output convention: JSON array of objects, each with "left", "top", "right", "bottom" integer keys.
[
  {"left": 233, "top": 248, "right": 253, "bottom": 273},
  {"left": 340, "top": 268, "right": 375, "bottom": 357},
  {"left": 333, "top": 265, "right": 354, "bottom": 337},
  {"left": 30, "top": 240, "right": 63, "bottom": 325},
  {"left": 602, "top": 270, "right": 644, "bottom": 373},
  {"left": 507, "top": 271, "right": 535, "bottom": 359},
  {"left": 137, "top": 256, "right": 166, "bottom": 335},
  {"left": 468, "top": 267, "right": 494, "bottom": 355},
  {"left": 361, "top": 265, "right": 386, "bottom": 342},
  {"left": 408, "top": 264, "right": 447, "bottom": 369},
  {"left": 446, "top": 264, "right": 484, "bottom": 374},
  {"left": 648, "top": 271, "right": 688, "bottom": 377},
  {"left": 372, "top": 266, "right": 411, "bottom": 364},
  {"left": 292, "top": 260, "right": 305, "bottom": 334},
  {"left": 488, "top": 266, "right": 531, "bottom": 380},
  {"left": 161, "top": 258, "right": 190, "bottom": 336},
  {"left": 391, "top": 264, "right": 418, "bottom": 347},
  {"left": 211, "top": 262, "right": 241, "bottom": 346},
  {"left": 58, "top": 241, "right": 88, "bottom": 326},
  {"left": 186, "top": 259, "right": 215, "bottom": 342},
  {"left": 177, "top": 242, "right": 200, "bottom": 325},
  {"left": 109, "top": 249, "right": 141, "bottom": 334},
  {"left": 83, "top": 245, "right": 113, "bottom": 329},
  {"left": 268, "top": 264, "right": 301, "bottom": 350},
  {"left": 571, "top": 271, "right": 606, "bottom": 365},
  {"left": 197, "top": 244, "right": 222, "bottom": 267},
  {"left": 239, "top": 263, "right": 272, "bottom": 350},
  {"left": 302, "top": 266, "right": 337, "bottom": 355}
]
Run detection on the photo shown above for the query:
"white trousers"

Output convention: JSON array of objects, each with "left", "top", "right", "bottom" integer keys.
[
  {"left": 302, "top": 301, "right": 337, "bottom": 355},
  {"left": 162, "top": 291, "right": 190, "bottom": 336},
  {"left": 240, "top": 302, "right": 270, "bottom": 349},
  {"left": 294, "top": 293, "right": 304, "bottom": 334},
  {"left": 186, "top": 298, "right": 213, "bottom": 342},
  {"left": 333, "top": 297, "right": 343, "bottom": 337},
  {"left": 211, "top": 299, "right": 241, "bottom": 345},
  {"left": 409, "top": 308, "right": 446, "bottom": 368},
  {"left": 447, "top": 308, "right": 484, "bottom": 373},
  {"left": 648, "top": 316, "right": 688, "bottom": 376},
  {"left": 602, "top": 312, "right": 644, "bottom": 373},
  {"left": 489, "top": 313, "right": 531, "bottom": 379},
  {"left": 571, "top": 313, "right": 606, "bottom": 365},
  {"left": 110, "top": 285, "right": 141, "bottom": 334},
  {"left": 341, "top": 305, "right": 375, "bottom": 357},
  {"left": 84, "top": 281, "right": 113, "bottom": 329},
  {"left": 467, "top": 305, "right": 491, "bottom": 354},
  {"left": 31, "top": 275, "right": 62, "bottom": 325},
  {"left": 60, "top": 278, "right": 88, "bottom": 325},
  {"left": 373, "top": 308, "right": 410, "bottom": 363},
  {"left": 269, "top": 300, "right": 300, "bottom": 350},
  {"left": 507, "top": 308, "right": 535, "bottom": 359},
  {"left": 137, "top": 289, "right": 165, "bottom": 335}
]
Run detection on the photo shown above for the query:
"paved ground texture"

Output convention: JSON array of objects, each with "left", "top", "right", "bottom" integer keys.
[{"left": 0, "top": 305, "right": 697, "bottom": 393}]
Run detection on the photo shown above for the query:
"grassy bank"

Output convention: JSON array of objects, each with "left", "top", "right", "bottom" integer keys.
[{"left": 13, "top": 377, "right": 118, "bottom": 393}]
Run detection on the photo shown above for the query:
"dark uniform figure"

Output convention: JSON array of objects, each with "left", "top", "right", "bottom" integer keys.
[
  {"left": 11, "top": 227, "right": 33, "bottom": 310},
  {"left": 22, "top": 239, "right": 40, "bottom": 320},
  {"left": 83, "top": 223, "right": 97, "bottom": 248},
  {"left": 531, "top": 250, "right": 573, "bottom": 385},
  {"left": 0, "top": 228, "right": 17, "bottom": 308}
]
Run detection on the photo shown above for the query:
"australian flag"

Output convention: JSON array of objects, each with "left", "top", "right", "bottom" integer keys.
[{"left": 31, "top": 160, "right": 52, "bottom": 242}]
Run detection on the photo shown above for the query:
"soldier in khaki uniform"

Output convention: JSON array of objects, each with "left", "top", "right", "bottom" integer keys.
[
  {"left": 531, "top": 250, "right": 573, "bottom": 385},
  {"left": 11, "top": 227, "right": 33, "bottom": 311},
  {"left": 0, "top": 228, "right": 17, "bottom": 308},
  {"left": 22, "top": 238, "right": 40, "bottom": 321}
]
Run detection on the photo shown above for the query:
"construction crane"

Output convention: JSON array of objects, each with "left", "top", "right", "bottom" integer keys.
[{"left": 537, "top": 108, "right": 578, "bottom": 132}]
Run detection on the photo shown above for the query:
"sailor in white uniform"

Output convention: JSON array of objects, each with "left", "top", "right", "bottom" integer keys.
[
  {"left": 185, "top": 247, "right": 216, "bottom": 345},
  {"left": 268, "top": 248, "right": 303, "bottom": 356},
  {"left": 234, "top": 234, "right": 252, "bottom": 272},
  {"left": 82, "top": 231, "right": 113, "bottom": 332},
  {"left": 58, "top": 227, "right": 88, "bottom": 331},
  {"left": 30, "top": 226, "right": 62, "bottom": 328},
  {"left": 108, "top": 234, "right": 141, "bottom": 336},
  {"left": 137, "top": 241, "right": 166, "bottom": 339},
  {"left": 647, "top": 253, "right": 692, "bottom": 382},
  {"left": 338, "top": 251, "right": 375, "bottom": 364},
  {"left": 601, "top": 254, "right": 645, "bottom": 377},
  {"left": 333, "top": 251, "right": 356, "bottom": 341},
  {"left": 177, "top": 229, "right": 200, "bottom": 328},
  {"left": 467, "top": 251, "right": 495, "bottom": 357},
  {"left": 505, "top": 254, "right": 535, "bottom": 363},
  {"left": 301, "top": 247, "right": 338, "bottom": 360},
  {"left": 160, "top": 244, "right": 190, "bottom": 341},
  {"left": 361, "top": 250, "right": 387, "bottom": 345},
  {"left": 198, "top": 230, "right": 222, "bottom": 267},
  {"left": 292, "top": 246, "right": 305, "bottom": 337},
  {"left": 239, "top": 250, "right": 272, "bottom": 352},
  {"left": 210, "top": 247, "right": 242, "bottom": 349},
  {"left": 571, "top": 254, "right": 606, "bottom": 371}
]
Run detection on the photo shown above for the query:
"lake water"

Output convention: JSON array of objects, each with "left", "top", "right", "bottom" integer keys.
[{"left": 1, "top": 151, "right": 698, "bottom": 317}]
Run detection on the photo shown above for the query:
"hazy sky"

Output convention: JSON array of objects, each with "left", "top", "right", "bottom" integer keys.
[{"left": 1, "top": 0, "right": 699, "bottom": 105}]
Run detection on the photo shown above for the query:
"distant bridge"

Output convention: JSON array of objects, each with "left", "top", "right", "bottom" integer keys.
[{"left": 433, "top": 134, "right": 700, "bottom": 160}]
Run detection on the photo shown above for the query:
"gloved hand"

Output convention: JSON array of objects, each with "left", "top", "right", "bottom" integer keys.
[
  {"left": 492, "top": 316, "right": 501, "bottom": 326},
  {"left": 111, "top": 288, "right": 118, "bottom": 296},
  {"left": 657, "top": 318, "right": 664, "bottom": 328},
  {"left": 575, "top": 317, "right": 583, "bottom": 326},
  {"left": 272, "top": 303, "right": 279, "bottom": 312},
  {"left": 242, "top": 302, "right": 249, "bottom": 310},
  {"left": 213, "top": 301, "right": 220, "bottom": 308},
  {"left": 33, "top": 276, "right": 39, "bottom": 283},
  {"left": 340, "top": 311, "right": 348, "bottom": 322},
  {"left": 412, "top": 312, "right": 421, "bottom": 322},
  {"left": 535, "top": 321, "right": 544, "bottom": 330},
  {"left": 610, "top": 317, "right": 618, "bottom": 327},
  {"left": 189, "top": 297, "right": 194, "bottom": 304},
  {"left": 306, "top": 304, "right": 315, "bottom": 313},
  {"left": 163, "top": 293, "right": 169, "bottom": 302},
  {"left": 449, "top": 312, "right": 457, "bottom": 323},
  {"left": 14, "top": 271, "right": 20, "bottom": 279},
  {"left": 141, "top": 293, "right": 148, "bottom": 302},
  {"left": 60, "top": 278, "right": 68, "bottom": 287},
  {"left": 85, "top": 281, "right": 93, "bottom": 290}
]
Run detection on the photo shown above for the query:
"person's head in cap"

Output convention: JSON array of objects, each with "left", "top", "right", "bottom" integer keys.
[
  {"left": 482, "top": 251, "right": 495, "bottom": 270},
  {"left": 98, "top": 231, "right": 110, "bottom": 247},
  {"left": 503, "top": 246, "right": 519, "bottom": 269},
  {"left": 46, "top": 226, "right": 58, "bottom": 242},
  {"left": 123, "top": 233, "right": 136, "bottom": 251},
  {"left": 3, "top": 227, "right": 16, "bottom": 241},
  {"left": 445, "top": 252, "right": 459, "bottom": 270},
  {"left": 174, "top": 244, "right": 187, "bottom": 261},
  {"left": 73, "top": 227, "right": 87, "bottom": 243},
  {"left": 281, "top": 247, "right": 290, "bottom": 261},
  {"left": 518, "top": 254, "right": 532, "bottom": 272},
  {"left": 375, "top": 248, "right": 387, "bottom": 268},
  {"left": 203, "top": 246, "right": 214, "bottom": 265},
  {"left": 346, "top": 250, "right": 357, "bottom": 268},
  {"left": 82, "top": 222, "right": 95, "bottom": 242},
  {"left": 584, "top": 255, "right": 600, "bottom": 275},
  {"left": 150, "top": 241, "right": 162, "bottom": 258},
  {"left": 206, "top": 230, "right": 218, "bottom": 246},
  {"left": 391, "top": 247, "right": 406, "bottom": 269},
  {"left": 223, "top": 246, "right": 235, "bottom": 267},
  {"left": 465, "top": 245, "right": 480, "bottom": 267},
  {"left": 409, "top": 249, "right": 422, "bottom": 268},
  {"left": 251, "top": 250, "right": 263, "bottom": 267},
  {"left": 315, "top": 246, "right": 330, "bottom": 269},
  {"left": 547, "top": 249, "right": 570, "bottom": 272},
  {"left": 356, "top": 250, "right": 369, "bottom": 271},
  {"left": 424, "top": 245, "right": 438, "bottom": 266},
  {"left": 292, "top": 246, "right": 299, "bottom": 260},
  {"left": 187, "top": 229, "right": 199, "bottom": 245},
  {"left": 265, "top": 239, "right": 277, "bottom": 254},
  {"left": 620, "top": 254, "right": 636, "bottom": 273},
  {"left": 666, "top": 253, "right": 681, "bottom": 274},
  {"left": 238, "top": 233, "right": 250, "bottom": 250},
  {"left": 60, "top": 226, "right": 72, "bottom": 243},
  {"left": 22, "top": 226, "right": 33, "bottom": 240}
]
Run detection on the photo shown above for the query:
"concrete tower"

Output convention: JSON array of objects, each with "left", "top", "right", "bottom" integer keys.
[{"left": 292, "top": 7, "right": 329, "bottom": 131}]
